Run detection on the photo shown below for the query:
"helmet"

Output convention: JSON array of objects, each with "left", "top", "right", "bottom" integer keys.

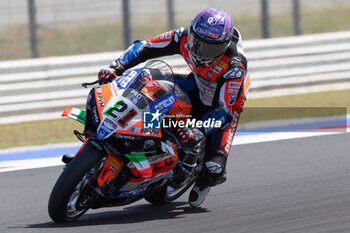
[{"left": 188, "top": 8, "right": 234, "bottom": 67}]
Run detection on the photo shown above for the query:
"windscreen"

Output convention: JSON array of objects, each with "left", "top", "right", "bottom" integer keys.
[
  {"left": 97, "top": 60, "right": 178, "bottom": 140},
  {"left": 122, "top": 60, "right": 176, "bottom": 111}
]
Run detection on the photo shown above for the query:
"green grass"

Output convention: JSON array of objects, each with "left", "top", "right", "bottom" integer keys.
[
  {"left": 1, "top": 5, "right": 350, "bottom": 60},
  {"left": 0, "top": 119, "right": 84, "bottom": 149},
  {"left": 301, "top": 5, "right": 350, "bottom": 34},
  {"left": 239, "top": 107, "right": 347, "bottom": 124},
  {"left": 239, "top": 89, "right": 350, "bottom": 123},
  {"left": 245, "top": 89, "right": 350, "bottom": 108},
  {"left": 0, "top": 89, "right": 349, "bottom": 150}
]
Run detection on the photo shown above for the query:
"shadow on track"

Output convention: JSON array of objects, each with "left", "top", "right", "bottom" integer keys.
[{"left": 24, "top": 202, "right": 209, "bottom": 228}]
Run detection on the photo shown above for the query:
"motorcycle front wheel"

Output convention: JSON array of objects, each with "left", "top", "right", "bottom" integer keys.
[{"left": 48, "top": 143, "right": 106, "bottom": 223}]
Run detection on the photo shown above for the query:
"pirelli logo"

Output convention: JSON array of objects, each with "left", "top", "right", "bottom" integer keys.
[{"left": 216, "top": 60, "right": 228, "bottom": 69}]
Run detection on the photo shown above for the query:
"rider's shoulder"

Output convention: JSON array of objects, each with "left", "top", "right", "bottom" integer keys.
[
  {"left": 223, "top": 43, "right": 240, "bottom": 61},
  {"left": 171, "top": 27, "right": 188, "bottom": 43},
  {"left": 175, "top": 27, "right": 188, "bottom": 37}
]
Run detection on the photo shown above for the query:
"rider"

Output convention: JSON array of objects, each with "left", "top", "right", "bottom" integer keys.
[{"left": 98, "top": 8, "right": 250, "bottom": 207}]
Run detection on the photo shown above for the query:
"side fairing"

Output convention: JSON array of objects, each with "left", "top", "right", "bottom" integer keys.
[{"left": 84, "top": 88, "right": 101, "bottom": 136}]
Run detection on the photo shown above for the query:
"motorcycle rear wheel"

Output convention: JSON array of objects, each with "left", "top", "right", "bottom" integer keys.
[{"left": 48, "top": 143, "right": 105, "bottom": 223}]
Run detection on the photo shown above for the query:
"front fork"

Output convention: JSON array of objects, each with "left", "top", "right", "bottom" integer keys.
[
  {"left": 62, "top": 139, "right": 90, "bottom": 165},
  {"left": 62, "top": 139, "right": 126, "bottom": 195}
]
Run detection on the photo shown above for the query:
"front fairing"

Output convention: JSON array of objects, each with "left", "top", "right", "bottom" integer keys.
[
  {"left": 93, "top": 62, "right": 177, "bottom": 140},
  {"left": 96, "top": 87, "right": 149, "bottom": 140}
]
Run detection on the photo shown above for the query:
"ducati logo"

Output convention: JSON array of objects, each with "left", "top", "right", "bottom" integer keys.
[{"left": 207, "top": 70, "right": 213, "bottom": 79}]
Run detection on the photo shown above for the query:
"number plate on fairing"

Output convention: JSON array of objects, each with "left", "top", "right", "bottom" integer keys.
[{"left": 97, "top": 96, "right": 142, "bottom": 140}]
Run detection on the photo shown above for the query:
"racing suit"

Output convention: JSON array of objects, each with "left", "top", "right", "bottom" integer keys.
[{"left": 109, "top": 27, "right": 250, "bottom": 186}]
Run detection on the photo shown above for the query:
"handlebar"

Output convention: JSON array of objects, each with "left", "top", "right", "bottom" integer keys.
[{"left": 82, "top": 80, "right": 99, "bottom": 88}]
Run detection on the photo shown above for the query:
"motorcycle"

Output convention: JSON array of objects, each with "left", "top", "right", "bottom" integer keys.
[{"left": 48, "top": 60, "right": 206, "bottom": 223}]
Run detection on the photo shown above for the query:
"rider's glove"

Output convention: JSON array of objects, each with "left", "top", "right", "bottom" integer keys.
[
  {"left": 176, "top": 127, "right": 195, "bottom": 144},
  {"left": 98, "top": 67, "right": 117, "bottom": 85},
  {"left": 98, "top": 60, "right": 125, "bottom": 85}
]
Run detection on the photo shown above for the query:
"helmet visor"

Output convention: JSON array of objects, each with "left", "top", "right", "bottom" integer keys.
[{"left": 188, "top": 30, "right": 230, "bottom": 63}]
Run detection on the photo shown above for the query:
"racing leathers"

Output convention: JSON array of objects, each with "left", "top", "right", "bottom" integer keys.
[{"left": 107, "top": 27, "right": 250, "bottom": 187}]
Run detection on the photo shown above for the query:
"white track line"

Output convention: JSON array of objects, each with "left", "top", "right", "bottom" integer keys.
[{"left": 0, "top": 130, "right": 348, "bottom": 173}]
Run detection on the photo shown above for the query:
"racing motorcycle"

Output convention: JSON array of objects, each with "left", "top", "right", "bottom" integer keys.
[{"left": 48, "top": 60, "right": 206, "bottom": 223}]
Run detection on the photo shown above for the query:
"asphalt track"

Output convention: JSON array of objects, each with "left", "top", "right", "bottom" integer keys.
[{"left": 1, "top": 133, "right": 350, "bottom": 233}]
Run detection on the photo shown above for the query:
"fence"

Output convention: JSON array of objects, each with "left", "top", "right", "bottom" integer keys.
[
  {"left": 1, "top": 0, "right": 350, "bottom": 61},
  {"left": 25, "top": 0, "right": 302, "bottom": 55},
  {"left": 1, "top": 30, "right": 350, "bottom": 125}
]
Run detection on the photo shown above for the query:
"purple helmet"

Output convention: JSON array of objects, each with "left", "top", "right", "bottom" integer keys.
[{"left": 188, "top": 8, "right": 234, "bottom": 67}]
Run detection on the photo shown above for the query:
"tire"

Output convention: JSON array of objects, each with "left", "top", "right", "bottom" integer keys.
[
  {"left": 48, "top": 143, "right": 105, "bottom": 223},
  {"left": 145, "top": 179, "right": 195, "bottom": 205}
]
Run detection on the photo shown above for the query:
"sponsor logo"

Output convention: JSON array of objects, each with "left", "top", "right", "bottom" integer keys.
[
  {"left": 116, "top": 187, "right": 148, "bottom": 198},
  {"left": 144, "top": 139, "right": 155, "bottom": 149},
  {"left": 228, "top": 81, "right": 241, "bottom": 89},
  {"left": 90, "top": 140, "right": 102, "bottom": 150},
  {"left": 165, "top": 31, "right": 172, "bottom": 39},
  {"left": 150, "top": 92, "right": 176, "bottom": 115},
  {"left": 227, "top": 89, "right": 239, "bottom": 94},
  {"left": 208, "top": 17, "right": 217, "bottom": 25},
  {"left": 97, "top": 95, "right": 104, "bottom": 107},
  {"left": 154, "top": 95, "right": 175, "bottom": 111},
  {"left": 119, "top": 70, "right": 138, "bottom": 88},
  {"left": 97, "top": 127, "right": 113, "bottom": 140},
  {"left": 115, "top": 170, "right": 173, "bottom": 196},
  {"left": 96, "top": 86, "right": 102, "bottom": 94},
  {"left": 130, "top": 89, "right": 143, "bottom": 99},
  {"left": 143, "top": 129, "right": 160, "bottom": 136},
  {"left": 128, "top": 89, "right": 143, "bottom": 105},
  {"left": 96, "top": 86, "right": 104, "bottom": 107},
  {"left": 216, "top": 60, "right": 228, "bottom": 69},
  {"left": 117, "top": 134, "right": 135, "bottom": 140},
  {"left": 131, "top": 127, "right": 141, "bottom": 133},
  {"left": 195, "top": 27, "right": 219, "bottom": 38},
  {"left": 211, "top": 63, "right": 222, "bottom": 74},
  {"left": 92, "top": 106, "right": 100, "bottom": 123},
  {"left": 97, "top": 116, "right": 120, "bottom": 140},
  {"left": 104, "top": 117, "right": 118, "bottom": 129},
  {"left": 97, "top": 129, "right": 106, "bottom": 140},
  {"left": 228, "top": 95, "right": 237, "bottom": 105},
  {"left": 137, "top": 179, "right": 152, "bottom": 188},
  {"left": 226, "top": 81, "right": 241, "bottom": 105},
  {"left": 207, "top": 70, "right": 213, "bottom": 79},
  {"left": 224, "top": 112, "right": 239, "bottom": 154},
  {"left": 109, "top": 82, "right": 118, "bottom": 96}
]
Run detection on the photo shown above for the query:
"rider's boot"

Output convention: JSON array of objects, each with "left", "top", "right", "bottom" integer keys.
[
  {"left": 171, "top": 128, "right": 205, "bottom": 187},
  {"left": 188, "top": 181, "right": 211, "bottom": 207},
  {"left": 189, "top": 155, "right": 227, "bottom": 207}
]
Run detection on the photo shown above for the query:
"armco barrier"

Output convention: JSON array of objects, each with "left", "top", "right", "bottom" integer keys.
[{"left": 1, "top": 30, "right": 350, "bottom": 124}]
